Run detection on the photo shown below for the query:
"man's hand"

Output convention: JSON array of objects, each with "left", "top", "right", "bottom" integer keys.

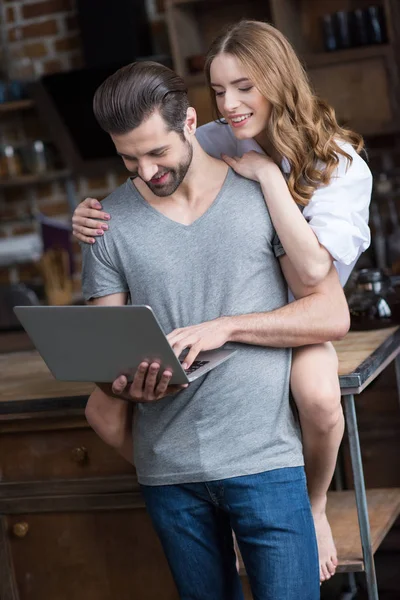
[
  {"left": 167, "top": 317, "right": 232, "bottom": 369},
  {"left": 98, "top": 361, "right": 188, "bottom": 404}
]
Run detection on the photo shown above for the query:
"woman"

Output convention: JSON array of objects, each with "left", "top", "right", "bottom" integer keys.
[{"left": 72, "top": 21, "right": 372, "bottom": 582}]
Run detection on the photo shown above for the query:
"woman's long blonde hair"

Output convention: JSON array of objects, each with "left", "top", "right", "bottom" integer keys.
[{"left": 205, "top": 20, "right": 364, "bottom": 206}]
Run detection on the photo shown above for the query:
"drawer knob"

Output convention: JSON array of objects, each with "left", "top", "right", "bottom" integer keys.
[
  {"left": 71, "top": 446, "right": 88, "bottom": 464},
  {"left": 12, "top": 522, "right": 29, "bottom": 538}
]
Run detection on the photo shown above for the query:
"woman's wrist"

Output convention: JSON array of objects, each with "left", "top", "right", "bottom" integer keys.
[{"left": 256, "top": 161, "right": 283, "bottom": 184}]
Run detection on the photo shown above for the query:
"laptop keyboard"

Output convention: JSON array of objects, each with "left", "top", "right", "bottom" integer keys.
[{"left": 183, "top": 360, "right": 210, "bottom": 375}]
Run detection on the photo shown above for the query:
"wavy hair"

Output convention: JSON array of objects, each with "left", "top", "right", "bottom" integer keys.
[{"left": 205, "top": 21, "right": 364, "bottom": 206}]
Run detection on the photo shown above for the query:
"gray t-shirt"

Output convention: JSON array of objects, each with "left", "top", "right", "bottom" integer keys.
[{"left": 81, "top": 168, "right": 303, "bottom": 485}]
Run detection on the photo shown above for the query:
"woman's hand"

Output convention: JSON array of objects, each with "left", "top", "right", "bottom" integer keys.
[
  {"left": 222, "top": 151, "right": 280, "bottom": 182},
  {"left": 72, "top": 197, "right": 111, "bottom": 244}
]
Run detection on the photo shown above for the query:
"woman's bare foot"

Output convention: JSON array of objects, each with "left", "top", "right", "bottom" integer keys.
[{"left": 312, "top": 499, "right": 338, "bottom": 582}]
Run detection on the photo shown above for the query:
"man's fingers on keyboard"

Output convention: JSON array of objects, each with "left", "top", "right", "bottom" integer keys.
[{"left": 182, "top": 344, "right": 202, "bottom": 369}]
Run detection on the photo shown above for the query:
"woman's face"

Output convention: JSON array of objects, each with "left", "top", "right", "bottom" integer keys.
[{"left": 209, "top": 53, "right": 272, "bottom": 142}]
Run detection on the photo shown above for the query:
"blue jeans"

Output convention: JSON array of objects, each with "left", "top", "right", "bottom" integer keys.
[{"left": 141, "top": 467, "right": 319, "bottom": 600}]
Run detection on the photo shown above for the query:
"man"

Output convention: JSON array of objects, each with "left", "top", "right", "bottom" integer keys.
[{"left": 81, "top": 61, "right": 349, "bottom": 600}]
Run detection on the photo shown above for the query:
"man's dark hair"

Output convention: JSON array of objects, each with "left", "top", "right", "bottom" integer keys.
[{"left": 93, "top": 61, "right": 189, "bottom": 137}]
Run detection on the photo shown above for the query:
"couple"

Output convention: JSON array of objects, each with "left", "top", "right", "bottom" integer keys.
[{"left": 77, "top": 21, "right": 372, "bottom": 599}]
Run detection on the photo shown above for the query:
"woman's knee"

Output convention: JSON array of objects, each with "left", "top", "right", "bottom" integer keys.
[{"left": 294, "top": 380, "right": 343, "bottom": 434}]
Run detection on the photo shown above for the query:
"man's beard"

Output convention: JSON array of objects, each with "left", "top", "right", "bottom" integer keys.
[{"left": 144, "top": 141, "right": 193, "bottom": 197}]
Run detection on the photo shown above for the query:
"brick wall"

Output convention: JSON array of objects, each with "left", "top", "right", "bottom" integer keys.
[
  {"left": 2, "top": 0, "right": 84, "bottom": 77},
  {"left": 0, "top": 0, "right": 168, "bottom": 294}
]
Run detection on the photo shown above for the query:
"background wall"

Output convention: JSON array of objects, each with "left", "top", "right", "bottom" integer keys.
[{"left": 0, "top": 0, "right": 168, "bottom": 293}]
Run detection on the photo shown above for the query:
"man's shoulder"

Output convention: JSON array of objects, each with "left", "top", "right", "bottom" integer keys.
[
  {"left": 101, "top": 179, "right": 134, "bottom": 214},
  {"left": 227, "top": 168, "right": 264, "bottom": 196}
]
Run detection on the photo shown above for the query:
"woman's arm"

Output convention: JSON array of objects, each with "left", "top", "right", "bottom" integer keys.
[{"left": 223, "top": 152, "right": 333, "bottom": 286}]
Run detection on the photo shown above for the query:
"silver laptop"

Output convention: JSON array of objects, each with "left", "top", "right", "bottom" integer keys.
[{"left": 14, "top": 305, "right": 237, "bottom": 385}]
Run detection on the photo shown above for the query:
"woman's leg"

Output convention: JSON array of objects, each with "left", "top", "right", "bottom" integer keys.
[
  {"left": 291, "top": 342, "right": 344, "bottom": 582},
  {"left": 85, "top": 386, "right": 134, "bottom": 464}
]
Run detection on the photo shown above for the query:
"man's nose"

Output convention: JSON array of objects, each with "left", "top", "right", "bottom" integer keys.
[{"left": 138, "top": 162, "right": 158, "bottom": 182}]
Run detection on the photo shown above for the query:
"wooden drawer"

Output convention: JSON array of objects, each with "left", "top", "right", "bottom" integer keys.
[
  {"left": 2, "top": 510, "right": 178, "bottom": 600},
  {"left": 0, "top": 422, "right": 134, "bottom": 483}
]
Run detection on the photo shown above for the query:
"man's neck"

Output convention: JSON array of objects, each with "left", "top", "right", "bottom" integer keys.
[
  {"left": 132, "top": 140, "right": 230, "bottom": 226},
  {"left": 134, "top": 139, "right": 228, "bottom": 207}
]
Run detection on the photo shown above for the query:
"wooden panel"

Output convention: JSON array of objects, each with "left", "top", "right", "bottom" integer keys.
[
  {"left": 343, "top": 427, "right": 400, "bottom": 489},
  {"left": 333, "top": 327, "right": 398, "bottom": 376},
  {"left": 0, "top": 426, "right": 134, "bottom": 482},
  {"left": 0, "top": 351, "right": 93, "bottom": 404},
  {"left": 7, "top": 510, "right": 179, "bottom": 600},
  {"left": 274, "top": 0, "right": 387, "bottom": 53},
  {"left": 327, "top": 488, "right": 400, "bottom": 571},
  {"left": 0, "top": 516, "right": 19, "bottom": 600},
  {"left": 167, "top": 0, "right": 271, "bottom": 77},
  {"left": 188, "top": 84, "right": 213, "bottom": 126},
  {"left": 308, "top": 56, "right": 393, "bottom": 135}
]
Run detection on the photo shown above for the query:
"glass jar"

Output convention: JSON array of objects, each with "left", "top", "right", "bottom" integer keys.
[{"left": 347, "top": 268, "right": 400, "bottom": 330}]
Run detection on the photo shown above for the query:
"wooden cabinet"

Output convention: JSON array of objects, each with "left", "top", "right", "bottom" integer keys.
[
  {"left": 3, "top": 511, "right": 177, "bottom": 600},
  {"left": 166, "top": 0, "right": 400, "bottom": 134},
  {"left": 0, "top": 418, "right": 133, "bottom": 482},
  {"left": 0, "top": 414, "right": 179, "bottom": 600}
]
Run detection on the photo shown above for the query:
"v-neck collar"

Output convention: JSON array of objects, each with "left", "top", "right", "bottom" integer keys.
[{"left": 127, "top": 168, "right": 234, "bottom": 230}]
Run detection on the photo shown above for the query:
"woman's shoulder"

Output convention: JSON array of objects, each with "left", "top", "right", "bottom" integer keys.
[{"left": 196, "top": 121, "right": 237, "bottom": 158}]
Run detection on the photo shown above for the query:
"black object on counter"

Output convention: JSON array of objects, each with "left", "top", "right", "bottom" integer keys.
[{"left": 348, "top": 269, "right": 400, "bottom": 331}]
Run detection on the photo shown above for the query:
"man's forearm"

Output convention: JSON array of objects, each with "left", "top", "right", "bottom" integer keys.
[{"left": 227, "top": 291, "right": 349, "bottom": 348}]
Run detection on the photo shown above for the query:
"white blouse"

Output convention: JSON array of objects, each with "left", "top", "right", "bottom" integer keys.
[{"left": 196, "top": 121, "right": 372, "bottom": 287}]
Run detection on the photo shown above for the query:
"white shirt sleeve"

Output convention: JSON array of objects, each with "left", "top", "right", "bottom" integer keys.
[{"left": 302, "top": 143, "right": 372, "bottom": 266}]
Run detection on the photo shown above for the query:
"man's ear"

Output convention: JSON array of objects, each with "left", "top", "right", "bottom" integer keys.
[{"left": 185, "top": 107, "right": 197, "bottom": 136}]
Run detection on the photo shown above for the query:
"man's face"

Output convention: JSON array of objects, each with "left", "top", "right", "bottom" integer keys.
[{"left": 111, "top": 111, "right": 193, "bottom": 197}]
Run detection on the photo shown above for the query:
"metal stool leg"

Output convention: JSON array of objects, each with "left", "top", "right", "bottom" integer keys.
[
  {"left": 395, "top": 354, "right": 400, "bottom": 409},
  {"left": 343, "top": 394, "right": 379, "bottom": 600}
]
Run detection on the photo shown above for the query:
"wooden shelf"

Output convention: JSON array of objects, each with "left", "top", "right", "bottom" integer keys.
[
  {"left": 0, "top": 170, "right": 71, "bottom": 190},
  {"left": 237, "top": 488, "right": 400, "bottom": 576},
  {"left": 304, "top": 44, "right": 391, "bottom": 69},
  {"left": 328, "top": 488, "right": 400, "bottom": 572},
  {"left": 0, "top": 99, "right": 34, "bottom": 113}
]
